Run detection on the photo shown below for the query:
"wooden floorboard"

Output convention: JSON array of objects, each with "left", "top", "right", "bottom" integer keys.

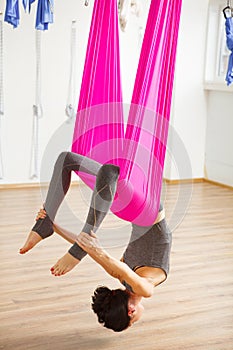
[{"left": 0, "top": 182, "right": 233, "bottom": 349}]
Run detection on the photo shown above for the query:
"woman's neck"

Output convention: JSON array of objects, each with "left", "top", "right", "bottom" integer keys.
[{"left": 128, "top": 292, "right": 142, "bottom": 305}]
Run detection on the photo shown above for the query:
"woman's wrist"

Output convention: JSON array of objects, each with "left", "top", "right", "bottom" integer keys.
[
  {"left": 86, "top": 244, "right": 106, "bottom": 259},
  {"left": 76, "top": 232, "right": 102, "bottom": 253}
]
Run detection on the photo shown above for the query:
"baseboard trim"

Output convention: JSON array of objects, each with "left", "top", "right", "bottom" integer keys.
[
  {"left": 163, "top": 178, "right": 204, "bottom": 185},
  {"left": 0, "top": 181, "right": 81, "bottom": 190},
  {"left": 164, "top": 177, "right": 233, "bottom": 190},
  {"left": 0, "top": 178, "right": 232, "bottom": 190},
  {"left": 203, "top": 178, "right": 233, "bottom": 190}
]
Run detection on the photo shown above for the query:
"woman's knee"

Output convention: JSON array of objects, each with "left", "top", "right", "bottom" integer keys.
[
  {"left": 100, "top": 164, "right": 120, "bottom": 183},
  {"left": 57, "top": 151, "right": 70, "bottom": 161},
  {"left": 55, "top": 151, "right": 71, "bottom": 169}
]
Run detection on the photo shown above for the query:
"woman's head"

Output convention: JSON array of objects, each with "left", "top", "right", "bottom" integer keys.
[
  {"left": 92, "top": 286, "right": 131, "bottom": 332},
  {"left": 91, "top": 286, "right": 144, "bottom": 332}
]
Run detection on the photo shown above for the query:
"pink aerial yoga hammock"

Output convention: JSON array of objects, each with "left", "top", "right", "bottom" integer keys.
[
  {"left": 72, "top": 0, "right": 124, "bottom": 181},
  {"left": 72, "top": 0, "right": 182, "bottom": 226}
]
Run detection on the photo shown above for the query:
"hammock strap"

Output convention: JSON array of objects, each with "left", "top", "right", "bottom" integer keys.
[
  {"left": 119, "top": 0, "right": 131, "bottom": 31},
  {"left": 30, "top": 30, "right": 43, "bottom": 179},
  {"left": 65, "top": 20, "right": 77, "bottom": 122}
]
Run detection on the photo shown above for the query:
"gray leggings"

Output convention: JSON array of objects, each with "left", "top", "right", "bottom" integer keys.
[{"left": 31, "top": 151, "right": 120, "bottom": 260}]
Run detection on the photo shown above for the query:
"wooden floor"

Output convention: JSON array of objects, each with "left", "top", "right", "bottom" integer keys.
[{"left": 0, "top": 182, "right": 233, "bottom": 350}]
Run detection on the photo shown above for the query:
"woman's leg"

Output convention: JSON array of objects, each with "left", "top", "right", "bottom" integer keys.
[
  {"left": 68, "top": 163, "right": 120, "bottom": 258},
  {"left": 20, "top": 151, "right": 102, "bottom": 254},
  {"left": 20, "top": 150, "right": 120, "bottom": 275},
  {"left": 51, "top": 163, "right": 120, "bottom": 276}
]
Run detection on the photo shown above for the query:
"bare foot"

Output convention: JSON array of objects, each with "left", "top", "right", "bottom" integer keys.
[
  {"left": 50, "top": 252, "right": 80, "bottom": 276},
  {"left": 19, "top": 231, "right": 42, "bottom": 254}
]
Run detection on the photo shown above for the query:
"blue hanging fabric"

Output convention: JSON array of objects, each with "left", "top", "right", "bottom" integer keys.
[
  {"left": 4, "top": 0, "right": 20, "bottom": 28},
  {"left": 225, "top": 16, "right": 233, "bottom": 85},
  {"left": 35, "top": 0, "right": 54, "bottom": 31},
  {"left": 22, "top": 0, "right": 36, "bottom": 13},
  {"left": 4, "top": 0, "right": 54, "bottom": 30},
  {"left": 223, "top": 4, "right": 233, "bottom": 85}
]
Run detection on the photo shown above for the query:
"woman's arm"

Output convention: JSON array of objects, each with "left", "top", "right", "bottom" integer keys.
[
  {"left": 76, "top": 232, "right": 154, "bottom": 298},
  {"left": 53, "top": 223, "right": 77, "bottom": 244}
]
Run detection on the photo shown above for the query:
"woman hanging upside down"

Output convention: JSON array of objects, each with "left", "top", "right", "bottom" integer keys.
[{"left": 20, "top": 151, "right": 172, "bottom": 332}]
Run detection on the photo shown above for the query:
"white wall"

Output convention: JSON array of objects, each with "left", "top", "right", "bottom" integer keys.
[
  {"left": 164, "top": 0, "right": 209, "bottom": 180},
  {"left": 205, "top": 90, "right": 233, "bottom": 187},
  {"left": 0, "top": 0, "right": 149, "bottom": 184},
  {"left": 1, "top": 0, "right": 94, "bottom": 183},
  {"left": 0, "top": 0, "right": 232, "bottom": 186},
  {"left": 203, "top": 0, "right": 233, "bottom": 187}
]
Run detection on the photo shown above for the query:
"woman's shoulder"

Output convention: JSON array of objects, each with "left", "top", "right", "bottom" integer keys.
[{"left": 135, "top": 266, "right": 167, "bottom": 287}]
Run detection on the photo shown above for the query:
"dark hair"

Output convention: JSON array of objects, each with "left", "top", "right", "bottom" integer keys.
[{"left": 92, "top": 286, "right": 130, "bottom": 332}]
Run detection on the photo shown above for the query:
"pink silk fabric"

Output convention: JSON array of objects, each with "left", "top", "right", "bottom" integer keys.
[{"left": 72, "top": 0, "right": 182, "bottom": 226}]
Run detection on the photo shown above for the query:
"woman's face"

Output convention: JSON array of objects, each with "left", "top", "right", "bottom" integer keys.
[{"left": 130, "top": 302, "right": 145, "bottom": 325}]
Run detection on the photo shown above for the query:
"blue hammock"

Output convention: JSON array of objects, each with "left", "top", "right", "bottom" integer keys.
[
  {"left": 223, "top": 6, "right": 233, "bottom": 85},
  {"left": 225, "top": 16, "right": 233, "bottom": 85}
]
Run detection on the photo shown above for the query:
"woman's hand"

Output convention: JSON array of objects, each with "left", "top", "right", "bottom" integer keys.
[
  {"left": 36, "top": 208, "right": 47, "bottom": 221},
  {"left": 76, "top": 231, "right": 102, "bottom": 253}
]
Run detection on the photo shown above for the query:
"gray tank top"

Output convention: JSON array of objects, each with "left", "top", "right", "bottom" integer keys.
[{"left": 122, "top": 217, "right": 172, "bottom": 291}]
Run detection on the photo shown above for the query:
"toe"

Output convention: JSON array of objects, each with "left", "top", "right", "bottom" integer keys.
[
  {"left": 61, "top": 268, "right": 68, "bottom": 275},
  {"left": 52, "top": 263, "right": 62, "bottom": 276},
  {"left": 50, "top": 261, "right": 59, "bottom": 274},
  {"left": 51, "top": 266, "right": 57, "bottom": 275},
  {"left": 19, "top": 245, "right": 29, "bottom": 254}
]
